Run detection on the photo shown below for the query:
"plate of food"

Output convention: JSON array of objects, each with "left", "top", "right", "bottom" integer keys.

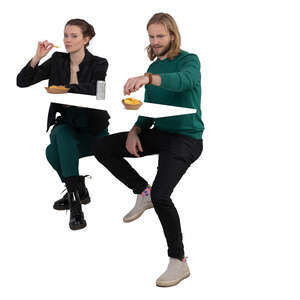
[
  {"left": 122, "top": 97, "right": 143, "bottom": 110},
  {"left": 45, "top": 85, "right": 70, "bottom": 94}
]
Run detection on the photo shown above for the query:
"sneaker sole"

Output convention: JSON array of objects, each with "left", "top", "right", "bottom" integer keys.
[
  {"left": 156, "top": 272, "right": 190, "bottom": 287},
  {"left": 123, "top": 205, "right": 153, "bottom": 223}
]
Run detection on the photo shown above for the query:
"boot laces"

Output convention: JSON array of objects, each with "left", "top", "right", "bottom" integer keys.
[{"left": 60, "top": 188, "right": 67, "bottom": 195}]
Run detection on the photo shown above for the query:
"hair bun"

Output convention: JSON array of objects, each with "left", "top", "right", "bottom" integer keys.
[{"left": 87, "top": 23, "right": 95, "bottom": 39}]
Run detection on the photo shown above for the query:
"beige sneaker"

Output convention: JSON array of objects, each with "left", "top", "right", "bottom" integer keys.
[
  {"left": 123, "top": 186, "right": 153, "bottom": 223},
  {"left": 156, "top": 258, "right": 190, "bottom": 287}
]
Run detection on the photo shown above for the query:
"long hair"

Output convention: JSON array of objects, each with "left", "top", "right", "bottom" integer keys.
[
  {"left": 65, "top": 19, "right": 95, "bottom": 47},
  {"left": 146, "top": 13, "right": 181, "bottom": 61}
]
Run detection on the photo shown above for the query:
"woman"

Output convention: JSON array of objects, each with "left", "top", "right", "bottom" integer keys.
[{"left": 17, "top": 19, "right": 110, "bottom": 231}]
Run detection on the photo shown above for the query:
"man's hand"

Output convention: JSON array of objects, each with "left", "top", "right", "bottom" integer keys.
[
  {"left": 123, "top": 75, "right": 149, "bottom": 96},
  {"left": 126, "top": 129, "right": 143, "bottom": 157}
]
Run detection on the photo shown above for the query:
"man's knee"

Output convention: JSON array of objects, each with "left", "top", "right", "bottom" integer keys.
[{"left": 92, "top": 136, "right": 111, "bottom": 159}]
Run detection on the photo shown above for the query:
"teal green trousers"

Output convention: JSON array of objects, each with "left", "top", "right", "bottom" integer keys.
[{"left": 45, "top": 124, "right": 109, "bottom": 181}]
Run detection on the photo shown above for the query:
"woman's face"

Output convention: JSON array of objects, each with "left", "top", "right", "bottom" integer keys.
[{"left": 64, "top": 25, "right": 89, "bottom": 53}]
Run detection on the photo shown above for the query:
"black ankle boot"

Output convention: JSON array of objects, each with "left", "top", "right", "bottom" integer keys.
[
  {"left": 53, "top": 176, "right": 91, "bottom": 210},
  {"left": 63, "top": 176, "right": 87, "bottom": 230},
  {"left": 68, "top": 191, "right": 87, "bottom": 230}
]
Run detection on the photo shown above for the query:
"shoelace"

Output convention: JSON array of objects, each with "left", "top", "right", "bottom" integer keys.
[
  {"left": 60, "top": 188, "right": 67, "bottom": 195},
  {"left": 60, "top": 175, "right": 92, "bottom": 195},
  {"left": 61, "top": 175, "right": 91, "bottom": 215}
]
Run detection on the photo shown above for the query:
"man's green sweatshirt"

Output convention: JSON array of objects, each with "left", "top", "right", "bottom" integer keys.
[{"left": 135, "top": 50, "right": 204, "bottom": 139}]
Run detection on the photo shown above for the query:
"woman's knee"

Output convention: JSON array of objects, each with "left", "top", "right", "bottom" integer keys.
[
  {"left": 45, "top": 144, "right": 58, "bottom": 165},
  {"left": 51, "top": 124, "right": 75, "bottom": 141}
]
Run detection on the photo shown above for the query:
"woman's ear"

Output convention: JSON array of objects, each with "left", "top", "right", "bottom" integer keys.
[{"left": 84, "top": 36, "right": 90, "bottom": 45}]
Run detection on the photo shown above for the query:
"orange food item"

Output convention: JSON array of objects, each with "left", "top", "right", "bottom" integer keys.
[
  {"left": 123, "top": 97, "right": 141, "bottom": 105},
  {"left": 122, "top": 98, "right": 143, "bottom": 110},
  {"left": 49, "top": 85, "right": 67, "bottom": 89},
  {"left": 45, "top": 85, "right": 70, "bottom": 94}
]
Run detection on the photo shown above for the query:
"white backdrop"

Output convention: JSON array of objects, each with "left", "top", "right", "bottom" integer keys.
[{"left": 1, "top": 0, "right": 300, "bottom": 299}]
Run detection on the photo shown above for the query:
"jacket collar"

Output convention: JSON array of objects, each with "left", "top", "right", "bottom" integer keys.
[
  {"left": 66, "top": 48, "right": 93, "bottom": 68},
  {"left": 79, "top": 49, "right": 93, "bottom": 67}
]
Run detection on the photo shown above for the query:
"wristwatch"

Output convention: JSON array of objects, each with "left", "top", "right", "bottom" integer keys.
[{"left": 144, "top": 72, "right": 152, "bottom": 85}]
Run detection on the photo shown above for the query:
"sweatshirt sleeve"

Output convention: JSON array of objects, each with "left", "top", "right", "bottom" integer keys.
[
  {"left": 159, "top": 54, "right": 201, "bottom": 92},
  {"left": 134, "top": 89, "right": 154, "bottom": 130},
  {"left": 67, "top": 59, "right": 108, "bottom": 96},
  {"left": 16, "top": 56, "right": 52, "bottom": 87}
]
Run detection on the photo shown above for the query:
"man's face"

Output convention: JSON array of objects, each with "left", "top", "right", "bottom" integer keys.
[{"left": 148, "top": 23, "right": 174, "bottom": 58}]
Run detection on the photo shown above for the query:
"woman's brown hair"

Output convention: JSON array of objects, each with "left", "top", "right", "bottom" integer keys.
[{"left": 146, "top": 13, "right": 181, "bottom": 61}]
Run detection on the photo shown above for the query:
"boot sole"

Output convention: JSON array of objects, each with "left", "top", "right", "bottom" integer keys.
[
  {"left": 53, "top": 196, "right": 91, "bottom": 211},
  {"left": 69, "top": 221, "right": 87, "bottom": 230},
  {"left": 156, "top": 272, "right": 190, "bottom": 287},
  {"left": 123, "top": 205, "right": 153, "bottom": 223}
]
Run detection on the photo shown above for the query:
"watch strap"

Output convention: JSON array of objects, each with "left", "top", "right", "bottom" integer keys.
[{"left": 144, "top": 72, "right": 152, "bottom": 85}]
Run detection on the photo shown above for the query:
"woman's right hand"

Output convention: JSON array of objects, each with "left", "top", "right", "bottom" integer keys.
[
  {"left": 30, "top": 40, "right": 54, "bottom": 67},
  {"left": 35, "top": 40, "right": 54, "bottom": 60},
  {"left": 126, "top": 130, "right": 143, "bottom": 157}
]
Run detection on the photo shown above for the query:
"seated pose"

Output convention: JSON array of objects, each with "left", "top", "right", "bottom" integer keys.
[
  {"left": 93, "top": 13, "right": 204, "bottom": 287},
  {"left": 17, "top": 19, "right": 110, "bottom": 230}
]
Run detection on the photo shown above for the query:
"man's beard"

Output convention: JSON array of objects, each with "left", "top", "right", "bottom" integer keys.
[{"left": 153, "top": 41, "right": 172, "bottom": 58}]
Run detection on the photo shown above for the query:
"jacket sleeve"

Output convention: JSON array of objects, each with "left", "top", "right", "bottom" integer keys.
[
  {"left": 134, "top": 89, "right": 154, "bottom": 130},
  {"left": 67, "top": 59, "right": 108, "bottom": 95},
  {"left": 16, "top": 56, "right": 52, "bottom": 87},
  {"left": 159, "top": 54, "right": 201, "bottom": 92}
]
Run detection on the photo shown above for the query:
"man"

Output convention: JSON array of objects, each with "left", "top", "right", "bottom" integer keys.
[{"left": 93, "top": 12, "right": 204, "bottom": 287}]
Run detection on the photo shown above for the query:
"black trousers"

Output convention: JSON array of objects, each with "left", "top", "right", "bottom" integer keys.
[{"left": 93, "top": 128, "right": 203, "bottom": 259}]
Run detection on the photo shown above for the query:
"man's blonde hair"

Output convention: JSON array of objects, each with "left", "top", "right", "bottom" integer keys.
[{"left": 146, "top": 13, "right": 181, "bottom": 61}]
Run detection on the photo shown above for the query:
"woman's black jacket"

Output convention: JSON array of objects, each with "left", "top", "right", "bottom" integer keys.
[{"left": 17, "top": 50, "right": 110, "bottom": 135}]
